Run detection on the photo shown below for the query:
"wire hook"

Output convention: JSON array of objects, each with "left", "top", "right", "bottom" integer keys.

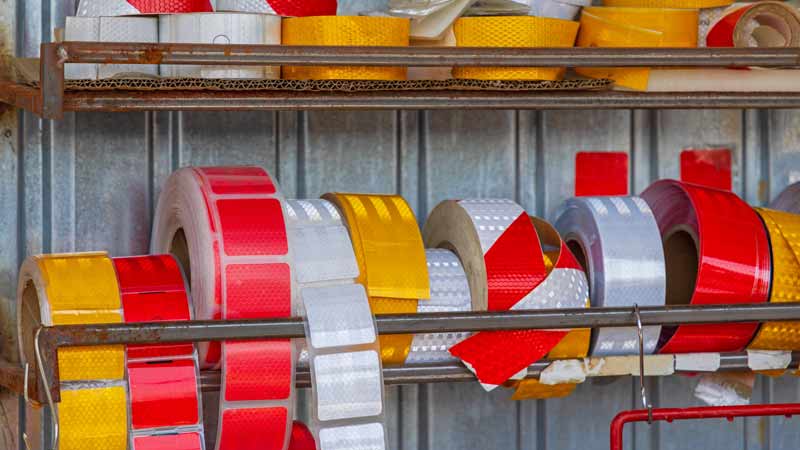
[
  {"left": 634, "top": 304, "right": 654, "bottom": 424},
  {"left": 34, "top": 327, "right": 59, "bottom": 449}
]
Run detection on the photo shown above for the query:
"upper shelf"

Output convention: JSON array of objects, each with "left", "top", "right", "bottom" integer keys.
[{"left": 3, "top": 42, "right": 800, "bottom": 118}]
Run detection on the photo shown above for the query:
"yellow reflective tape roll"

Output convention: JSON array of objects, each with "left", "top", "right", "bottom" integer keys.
[
  {"left": 576, "top": 7, "right": 699, "bottom": 91},
  {"left": 282, "top": 16, "right": 411, "bottom": 80},
  {"left": 603, "top": 0, "right": 734, "bottom": 8},
  {"left": 324, "top": 193, "right": 430, "bottom": 365},
  {"left": 17, "top": 252, "right": 127, "bottom": 450},
  {"left": 452, "top": 16, "right": 580, "bottom": 81},
  {"left": 749, "top": 208, "right": 800, "bottom": 350}
]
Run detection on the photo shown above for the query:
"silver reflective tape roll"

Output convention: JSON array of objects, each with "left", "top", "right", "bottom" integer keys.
[
  {"left": 287, "top": 199, "right": 387, "bottom": 450},
  {"left": 770, "top": 181, "right": 800, "bottom": 214},
  {"left": 406, "top": 249, "right": 472, "bottom": 365},
  {"left": 554, "top": 196, "right": 665, "bottom": 356}
]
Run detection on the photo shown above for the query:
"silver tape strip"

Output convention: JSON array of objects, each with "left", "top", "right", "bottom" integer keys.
[{"left": 554, "top": 196, "right": 665, "bottom": 356}]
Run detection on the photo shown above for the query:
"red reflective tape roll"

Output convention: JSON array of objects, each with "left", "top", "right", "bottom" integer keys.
[
  {"left": 423, "top": 199, "right": 571, "bottom": 389},
  {"left": 705, "top": 2, "right": 800, "bottom": 48},
  {"left": 680, "top": 148, "right": 732, "bottom": 191},
  {"left": 152, "top": 166, "right": 295, "bottom": 450},
  {"left": 641, "top": 180, "right": 770, "bottom": 353},
  {"left": 116, "top": 255, "right": 203, "bottom": 449},
  {"left": 575, "top": 152, "right": 629, "bottom": 196},
  {"left": 77, "top": 0, "right": 212, "bottom": 16},
  {"left": 288, "top": 421, "right": 317, "bottom": 450},
  {"left": 216, "top": 0, "right": 337, "bottom": 16}
]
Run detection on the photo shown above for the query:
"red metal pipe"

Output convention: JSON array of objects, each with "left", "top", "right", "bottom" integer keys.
[{"left": 610, "top": 404, "right": 800, "bottom": 450}]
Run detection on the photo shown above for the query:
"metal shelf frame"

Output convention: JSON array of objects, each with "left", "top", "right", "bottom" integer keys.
[{"left": 1, "top": 42, "right": 799, "bottom": 118}]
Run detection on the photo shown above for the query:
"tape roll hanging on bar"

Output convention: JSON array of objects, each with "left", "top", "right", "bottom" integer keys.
[
  {"left": 285, "top": 199, "right": 389, "bottom": 450},
  {"left": 152, "top": 166, "right": 296, "bottom": 450},
  {"left": 115, "top": 255, "right": 205, "bottom": 450},
  {"left": 641, "top": 179, "right": 771, "bottom": 353},
  {"left": 76, "top": 0, "right": 212, "bottom": 16},
  {"left": 17, "top": 252, "right": 128, "bottom": 450},
  {"left": 216, "top": 0, "right": 337, "bottom": 16},
  {"left": 554, "top": 196, "right": 665, "bottom": 356}
]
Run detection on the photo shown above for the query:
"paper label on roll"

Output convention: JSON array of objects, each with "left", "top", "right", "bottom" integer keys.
[
  {"left": 675, "top": 353, "right": 722, "bottom": 372},
  {"left": 747, "top": 349, "right": 792, "bottom": 371}
]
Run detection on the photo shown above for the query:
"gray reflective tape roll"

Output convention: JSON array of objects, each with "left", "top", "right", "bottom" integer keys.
[
  {"left": 770, "top": 181, "right": 800, "bottom": 214},
  {"left": 554, "top": 196, "right": 665, "bottom": 356}
]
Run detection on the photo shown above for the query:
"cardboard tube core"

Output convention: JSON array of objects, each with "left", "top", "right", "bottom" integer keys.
[
  {"left": 170, "top": 228, "right": 192, "bottom": 286},
  {"left": 20, "top": 281, "right": 40, "bottom": 379},
  {"left": 663, "top": 227, "right": 699, "bottom": 306}
]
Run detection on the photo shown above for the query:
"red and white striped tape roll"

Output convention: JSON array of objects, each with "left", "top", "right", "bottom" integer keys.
[
  {"left": 152, "top": 167, "right": 295, "bottom": 450},
  {"left": 116, "top": 255, "right": 204, "bottom": 450},
  {"left": 216, "top": 0, "right": 337, "bottom": 16},
  {"left": 77, "top": 0, "right": 212, "bottom": 16},
  {"left": 423, "top": 199, "right": 585, "bottom": 389},
  {"left": 641, "top": 179, "right": 771, "bottom": 353}
]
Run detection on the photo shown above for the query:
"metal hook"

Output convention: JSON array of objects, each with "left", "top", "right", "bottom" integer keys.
[
  {"left": 34, "top": 327, "right": 59, "bottom": 449},
  {"left": 634, "top": 304, "right": 654, "bottom": 424}
]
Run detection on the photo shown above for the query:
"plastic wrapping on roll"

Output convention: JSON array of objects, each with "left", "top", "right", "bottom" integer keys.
[
  {"left": 152, "top": 167, "right": 295, "bottom": 450},
  {"left": 286, "top": 199, "right": 388, "bottom": 450},
  {"left": 406, "top": 249, "right": 472, "bottom": 365},
  {"left": 159, "top": 13, "right": 282, "bottom": 79},
  {"left": 77, "top": 0, "right": 212, "bottom": 16},
  {"left": 554, "top": 196, "right": 665, "bottom": 356},
  {"left": 641, "top": 180, "right": 770, "bottom": 354},
  {"left": 116, "top": 255, "right": 204, "bottom": 450},
  {"left": 216, "top": 0, "right": 337, "bottom": 16},
  {"left": 700, "top": 1, "right": 800, "bottom": 47},
  {"left": 17, "top": 252, "right": 128, "bottom": 450},
  {"left": 282, "top": 17, "right": 411, "bottom": 80},
  {"left": 452, "top": 16, "right": 579, "bottom": 81},
  {"left": 771, "top": 182, "right": 800, "bottom": 213}
]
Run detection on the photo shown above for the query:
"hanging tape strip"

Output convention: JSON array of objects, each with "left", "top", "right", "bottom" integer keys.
[
  {"left": 641, "top": 179, "right": 771, "bottom": 354},
  {"left": 216, "top": 0, "right": 337, "bottom": 16},
  {"left": 17, "top": 252, "right": 128, "bottom": 450},
  {"left": 452, "top": 16, "right": 580, "bottom": 81},
  {"left": 115, "top": 255, "right": 205, "bottom": 450},
  {"left": 77, "top": 0, "right": 212, "bottom": 16},
  {"left": 282, "top": 17, "right": 411, "bottom": 80},
  {"left": 285, "top": 199, "right": 388, "bottom": 450},
  {"left": 323, "top": 193, "right": 430, "bottom": 366},
  {"left": 152, "top": 166, "right": 295, "bottom": 450}
]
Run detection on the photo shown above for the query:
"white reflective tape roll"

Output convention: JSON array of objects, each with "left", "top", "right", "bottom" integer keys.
[
  {"left": 406, "top": 249, "right": 472, "bottom": 365},
  {"left": 554, "top": 196, "right": 665, "bottom": 356}
]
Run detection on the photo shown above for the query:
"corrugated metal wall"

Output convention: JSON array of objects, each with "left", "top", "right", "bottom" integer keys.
[{"left": 2, "top": 1, "right": 800, "bottom": 449}]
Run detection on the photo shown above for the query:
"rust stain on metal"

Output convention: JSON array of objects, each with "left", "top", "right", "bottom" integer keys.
[{"left": 142, "top": 47, "right": 164, "bottom": 65}]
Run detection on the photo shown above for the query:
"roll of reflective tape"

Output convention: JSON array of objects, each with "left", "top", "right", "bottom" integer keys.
[
  {"left": 17, "top": 252, "right": 127, "bottom": 450},
  {"left": 286, "top": 199, "right": 388, "bottom": 450},
  {"left": 423, "top": 199, "right": 570, "bottom": 389},
  {"left": 771, "top": 182, "right": 800, "bottom": 214},
  {"left": 282, "top": 17, "right": 411, "bottom": 80},
  {"left": 749, "top": 208, "right": 800, "bottom": 350},
  {"left": 452, "top": 16, "right": 580, "bottom": 81},
  {"left": 406, "top": 249, "right": 472, "bottom": 365},
  {"left": 159, "top": 13, "right": 282, "bottom": 79},
  {"left": 641, "top": 179, "right": 771, "bottom": 353},
  {"left": 702, "top": 1, "right": 800, "bottom": 47},
  {"left": 554, "top": 196, "right": 665, "bottom": 356},
  {"left": 323, "top": 193, "right": 430, "bottom": 366},
  {"left": 152, "top": 166, "right": 295, "bottom": 450},
  {"left": 77, "top": 0, "right": 212, "bottom": 16},
  {"left": 216, "top": 0, "right": 337, "bottom": 16},
  {"left": 602, "top": 0, "right": 734, "bottom": 8},
  {"left": 115, "top": 255, "right": 205, "bottom": 450},
  {"left": 576, "top": 7, "right": 698, "bottom": 91}
]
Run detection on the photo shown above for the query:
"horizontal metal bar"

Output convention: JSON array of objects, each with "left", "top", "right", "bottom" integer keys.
[
  {"left": 55, "top": 42, "right": 800, "bottom": 67},
  {"left": 197, "top": 352, "right": 800, "bottom": 390},
  {"left": 62, "top": 90, "right": 800, "bottom": 112}
]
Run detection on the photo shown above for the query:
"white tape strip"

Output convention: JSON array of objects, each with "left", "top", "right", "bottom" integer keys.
[
  {"left": 747, "top": 350, "right": 792, "bottom": 371},
  {"left": 675, "top": 353, "right": 722, "bottom": 372}
]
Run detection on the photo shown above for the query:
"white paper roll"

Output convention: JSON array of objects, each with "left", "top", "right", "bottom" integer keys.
[
  {"left": 159, "top": 13, "right": 282, "bottom": 79},
  {"left": 554, "top": 196, "right": 665, "bottom": 356}
]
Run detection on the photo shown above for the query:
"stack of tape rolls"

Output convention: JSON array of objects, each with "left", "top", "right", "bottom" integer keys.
[
  {"left": 510, "top": 217, "right": 591, "bottom": 400},
  {"left": 285, "top": 199, "right": 388, "bottom": 450},
  {"left": 216, "top": 0, "right": 338, "bottom": 16},
  {"left": 576, "top": 7, "right": 699, "bottom": 91},
  {"left": 76, "top": 0, "right": 212, "bottom": 16},
  {"left": 151, "top": 167, "right": 296, "bottom": 450},
  {"left": 282, "top": 17, "right": 411, "bottom": 80},
  {"left": 115, "top": 255, "right": 205, "bottom": 450},
  {"left": 554, "top": 196, "right": 665, "bottom": 356},
  {"left": 159, "top": 13, "right": 282, "bottom": 79},
  {"left": 17, "top": 252, "right": 128, "bottom": 450},
  {"left": 771, "top": 181, "right": 800, "bottom": 213},
  {"left": 406, "top": 249, "right": 472, "bottom": 365},
  {"left": 423, "top": 199, "right": 587, "bottom": 390},
  {"left": 748, "top": 208, "right": 800, "bottom": 351},
  {"left": 641, "top": 180, "right": 771, "bottom": 353},
  {"left": 700, "top": 1, "right": 800, "bottom": 47},
  {"left": 452, "top": 16, "right": 580, "bottom": 81},
  {"left": 322, "top": 193, "right": 430, "bottom": 366}
]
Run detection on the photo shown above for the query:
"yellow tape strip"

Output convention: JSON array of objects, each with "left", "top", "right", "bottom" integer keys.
[
  {"left": 324, "top": 193, "right": 430, "bottom": 365},
  {"left": 576, "top": 8, "right": 698, "bottom": 91},
  {"left": 282, "top": 16, "right": 410, "bottom": 80},
  {"left": 452, "top": 16, "right": 579, "bottom": 81},
  {"left": 749, "top": 208, "right": 800, "bottom": 350},
  {"left": 60, "top": 386, "right": 128, "bottom": 450},
  {"left": 603, "top": 0, "right": 734, "bottom": 8}
]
